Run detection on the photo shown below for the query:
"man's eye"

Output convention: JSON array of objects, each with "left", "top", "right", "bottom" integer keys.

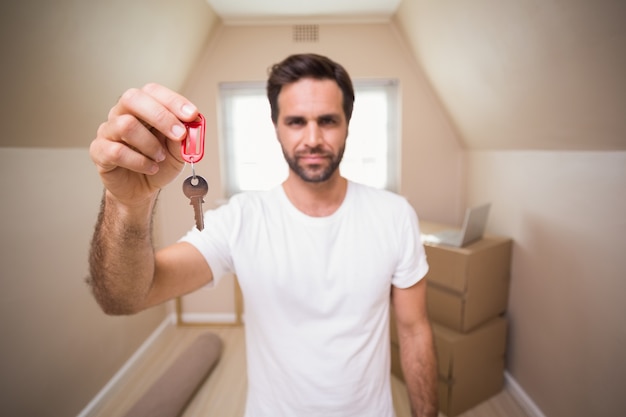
[
  {"left": 319, "top": 117, "right": 337, "bottom": 126},
  {"left": 287, "top": 118, "right": 305, "bottom": 126}
]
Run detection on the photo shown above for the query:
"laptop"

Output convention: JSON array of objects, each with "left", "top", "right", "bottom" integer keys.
[{"left": 422, "top": 203, "right": 491, "bottom": 247}]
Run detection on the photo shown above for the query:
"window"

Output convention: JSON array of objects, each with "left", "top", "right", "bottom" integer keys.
[{"left": 219, "top": 79, "right": 398, "bottom": 195}]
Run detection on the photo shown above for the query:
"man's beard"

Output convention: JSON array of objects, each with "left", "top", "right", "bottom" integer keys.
[{"left": 282, "top": 145, "right": 345, "bottom": 183}]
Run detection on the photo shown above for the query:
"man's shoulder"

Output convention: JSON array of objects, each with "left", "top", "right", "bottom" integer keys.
[{"left": 348, "top": 181, "right": 409, "bottom": 207}]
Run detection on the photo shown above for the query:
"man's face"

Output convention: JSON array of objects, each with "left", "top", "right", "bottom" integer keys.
[{"left": 274, "top": 78, "right": 348, "bottom": 183}]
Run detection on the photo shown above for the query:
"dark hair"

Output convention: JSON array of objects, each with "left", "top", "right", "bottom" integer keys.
[{"left": 266, "top": 53, "right": 355, "bottom": 124}]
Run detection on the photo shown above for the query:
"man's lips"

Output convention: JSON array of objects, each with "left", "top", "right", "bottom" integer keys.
[
  {"left": 296, "top": 152, "right": 331, "bottom": 163},
  {"left": 299, "top": 155, "right": 326, "bottom": 163}
]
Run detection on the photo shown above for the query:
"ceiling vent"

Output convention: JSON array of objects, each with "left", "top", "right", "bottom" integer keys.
[{"left": 293, "top": 25, "right": 319, "bottom": 42}]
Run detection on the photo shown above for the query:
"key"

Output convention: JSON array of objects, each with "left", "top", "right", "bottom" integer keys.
[{"left": 182, "top": 175, "right": 209, "bottom": 231}]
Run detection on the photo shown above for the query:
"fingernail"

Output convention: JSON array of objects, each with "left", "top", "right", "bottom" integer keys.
[
  {"left": 181, "top": 104, "right": 196, "bottom": 117},
  {"left": 156, "top": 149, "right": 166, "bottom": 162},
  {"left": 171, "top": 124, "right": 185, "bottom": 139}
]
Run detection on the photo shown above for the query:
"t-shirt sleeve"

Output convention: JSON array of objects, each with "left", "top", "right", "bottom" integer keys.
[
  {"left": 178, "top": 197, "right": 240, "bottom": 287},
  {"left": 391, "top": 199, "right": 429, "bottom": 289}
]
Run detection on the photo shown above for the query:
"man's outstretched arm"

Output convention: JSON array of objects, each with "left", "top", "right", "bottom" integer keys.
[{"left": 87, "top": 83, "right": 212, "bottom": 314}]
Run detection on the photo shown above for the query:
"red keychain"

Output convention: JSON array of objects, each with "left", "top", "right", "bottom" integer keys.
[
  {"left": 181, "top": 113, "right": 206, "bottom": 163},
  {"left": 181, "top": 113, "right": 208, "bottom": 231}
]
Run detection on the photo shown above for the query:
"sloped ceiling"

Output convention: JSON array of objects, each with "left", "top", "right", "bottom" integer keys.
[
  {"left": 0, "top": 0, "right": 218, "bottom": 148},
  {"left": 396, "top": 0, "right": 626, "bottom": 150},
  {"left": 1, "top": 0, "right": 624, "bottom": 150}
]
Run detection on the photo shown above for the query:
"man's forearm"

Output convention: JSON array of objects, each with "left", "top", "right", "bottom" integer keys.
[
  {"left": 399, "top": 327, "right": 439, "bottom": 417},
  {"left": 87, "top": 191, "right": 159, "bottom": 315}
]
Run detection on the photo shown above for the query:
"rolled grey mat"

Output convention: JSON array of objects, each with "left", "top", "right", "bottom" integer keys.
[{"left": 123, "top": 332, "right": 223, "bottom": 417}]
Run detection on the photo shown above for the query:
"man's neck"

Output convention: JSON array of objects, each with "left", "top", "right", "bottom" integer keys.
[{"left": 282, "top": 173, "right": 348, "bottom": 217}]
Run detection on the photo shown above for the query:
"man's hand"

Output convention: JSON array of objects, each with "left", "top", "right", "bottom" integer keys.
[{"left": 89, "top": 83, "right": 199, "bottom": 207}]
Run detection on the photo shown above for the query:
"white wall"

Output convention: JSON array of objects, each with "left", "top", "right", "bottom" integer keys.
[
  {"left": 0, "top": 148, "right": 168, "bottom": 416},
  {"left": 0, "top": 1, "right": 219, "bottom": 413},
  {"left": 467, "top": 151, "right": 626, "bottom": 416}
]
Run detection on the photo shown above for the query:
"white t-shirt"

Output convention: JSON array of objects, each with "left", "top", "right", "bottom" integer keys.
[{"left": 180, "top": 181, "right": 428, "bottom": 417}]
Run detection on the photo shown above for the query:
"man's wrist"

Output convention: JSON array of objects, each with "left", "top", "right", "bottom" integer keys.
[{"left": 103, "top": 189, "right": 159, "bottom": 227}]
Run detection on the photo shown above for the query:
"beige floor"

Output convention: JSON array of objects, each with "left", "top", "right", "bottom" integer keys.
[{"left": 88, "top": 325, "right": 529, "bottom": 417}]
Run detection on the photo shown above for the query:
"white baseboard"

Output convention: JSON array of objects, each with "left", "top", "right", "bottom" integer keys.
[
  {"left": 77, "top": 314, "right": 176, "bottom": 417},
  {"left": 504, "top": 371, "right": 546, "bottom": 417},
  {"left": 179, "top": 312, "right": 238, "bottom": 324}
]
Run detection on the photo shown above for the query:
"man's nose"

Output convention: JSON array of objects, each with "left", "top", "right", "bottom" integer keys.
[{"left": 304, "top": 122, "right": 323, "bottom": 146}]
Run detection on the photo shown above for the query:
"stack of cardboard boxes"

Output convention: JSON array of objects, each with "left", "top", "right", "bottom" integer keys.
[{"left": 390, "top": 222, "right": 513, "bottom": 416}]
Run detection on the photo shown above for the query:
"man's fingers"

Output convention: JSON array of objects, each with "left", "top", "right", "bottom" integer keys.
[
  {"left": 110, "top": 84, "right": 198, "bottom": 143},
  {"left": 91, "top": 83, "right": 197, "bottom": 181},
  {"left": 90, "top": 133, "right": 159, "bottom": 176},
  {"left": 142, "top": 83, "right": 198, "bottom": 122},
  {"left": 110, "top": 114, "right": 167, "bottom": 163}
]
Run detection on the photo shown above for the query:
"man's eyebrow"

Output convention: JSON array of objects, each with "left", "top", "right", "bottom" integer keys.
[
  {"left": 318, "top": 113, "right": 342, "bottom": 120},
  {"left": 281, "top": 113, "right": 342, "bottom": 122},
  {"left": 283, "top": 115, "right": 305, "bottom": 122}
]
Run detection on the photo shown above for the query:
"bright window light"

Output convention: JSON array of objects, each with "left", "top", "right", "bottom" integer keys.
[{"left": 219, "top": 80, "right": 399, "bottom": 195}]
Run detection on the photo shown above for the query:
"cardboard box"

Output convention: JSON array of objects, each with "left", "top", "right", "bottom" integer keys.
[
  {"left": 422, "top": 229, "right": 512, "bottom": 332},
  {"left": 390, "top": 316, "right": 507, "bottom": 417}
]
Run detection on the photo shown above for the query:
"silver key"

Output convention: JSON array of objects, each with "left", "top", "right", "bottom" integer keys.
[{"left": 182, "top": 175, "right": 208, "bottom": 231}]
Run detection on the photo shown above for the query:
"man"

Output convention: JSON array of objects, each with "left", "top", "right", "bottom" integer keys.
[{"left": 88, "top": 53, "right": 438, "bottom": 417}]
